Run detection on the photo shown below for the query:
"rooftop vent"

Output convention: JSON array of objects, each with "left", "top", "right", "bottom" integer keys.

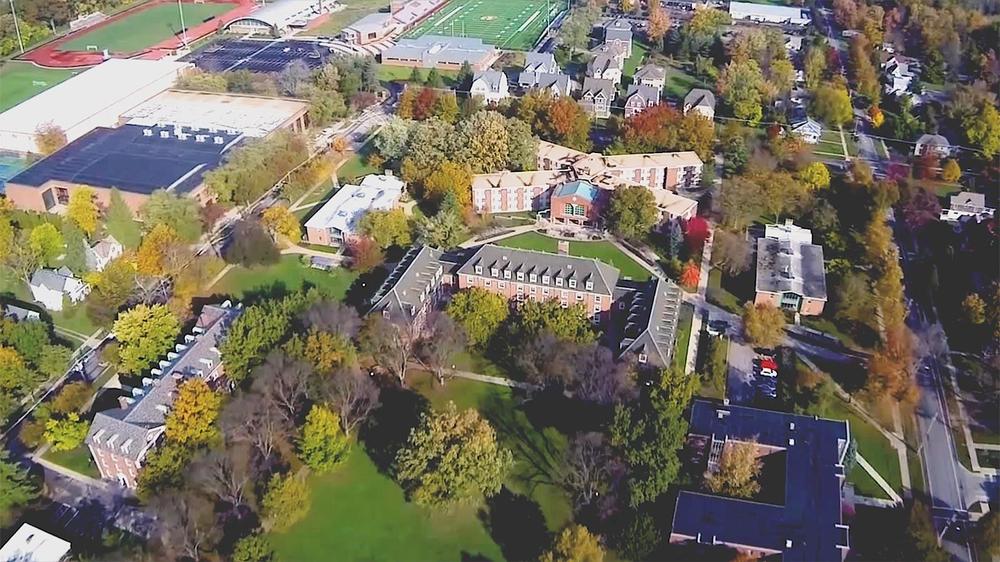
[{"left": 143, "top": 129, "right": 153, "bottom": 137}]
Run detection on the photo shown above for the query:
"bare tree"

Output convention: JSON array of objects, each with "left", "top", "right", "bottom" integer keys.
[
  {"left": 574, "top": 344, "right": 637, "bottom": 405},
  {"left": 221, "top": 394, "right": 289, "bottom": 466},
  {"left": 324, "top": 367, "right": 380, "bottom": 436},
  {"left": 154, "top": 491, "right": 219, "bottom": 562},
  {"left": 301, "top": 299, "right": 362, "bottom": 339},
  {"left": 417, "top": 312, "right": 467, "bottom": 384},
  {"left": 192, "top": 446, "right": 254, "bottom": 512},
  {"left": 710, "top": 229, "right": 752, "bottom": 276},
  {"left": 251, "top": 351, "right": 312, "bottom": 425},
  {"left": 563, "top": 432, "right": 614, "bottom": 509},
  {"left": 517, "top": 332, "right": 577, "bottom": 387},
  {"left": 359, "top": 315, "right": 419, "bottom": 385}
]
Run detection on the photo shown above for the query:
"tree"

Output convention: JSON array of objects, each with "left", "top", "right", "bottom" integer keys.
[
  {"left": 803, "top": 44, "right": 828, "bottom": 90},
  {"left": 742, "top": 303, "right": 786, "bottom": 348},
  {"left": 704, "top": 440, "right": 762, "bottom": 498},
  {"left": 140, "top": 190, "right": 204, "bottom": 243},
  {"left": 325, "top": 367, "right": 380, "bottom": 436},
  {"left": 965, "top": 102, "right": 1000, "bottom": 158},
  {"left": 252, "top": 351, "right": 312, "bottom": 426},
  {"left": 798, "top": 162, "right": 831, "bottom": 190},
  {"left": 717, "top": 59, "right": 764, "bottom": 123},
  {"left": 232, "top": 534, "right": 274, "bottom": 562},
  {"left": 66, "top": 187, "right": 99, "bottom": 237},
  {"left": 155, "top": 491, "right": 220, "bottom": 562},
  {"left": 907, "top": 501, "right": 951, "bottom": 562},
  {"left": 940, "top": 159, "right": 961, "bottom": 182},
  {"left": 28, "top": 223, "right": 63, "bottom": 266},
  {"left": 544, "top": 97, "right": 592, "bottom": 151},
  {"left": 811, "top": 81, "right": 854, "bottom": 126},
  {"left": 835, "top": 271, "right": 876, "bottom": 327},
  {"left": 34, "top": 123, "right": 66, "bottom": 155},
  {"left": 962, "top": 293, "right": 987, "bottom": 325},
  {"left": 505, "top": 300, "right": 596, "bottom": 347},
  {"left": 191, "top": 446, "right": 253, "bottom": 510},
  {"left": 296, "top": 329, "right": 356, "bottom": 373},
  {"left": 563, "top": 432, "right": 614, "bottom": 508},
  {"left": 137, "top": 442, "right": 194, "bottom": 501},
  {"left": 165, "top": 378, "right": 222, "bottom": 447},
  {"left": 647, "top": 2, "right": 670, "bottom": 45},
  {"left": 219, "top": 297, "right": 302, "bottom": 385},
  {"left": 868, "top": 105, "right": 885, "bottom": 128},
  {"left": 359, "top": 315, "right": 418, "bottom": 385},
  {"left": 416, "top": 207, "right": 466, "bottom": 249},
  {"left": 0, "top": 451, "right": 38, "bottom": 526},
  {"left": 457, "top": 111, "right": 511, "bottom": 173},
  {"left": 261, "top": 472, "right": 311, "bottom": 532},
  {"left": 50, "top": 381, "right": 91, "bottom": 415},
  {"left": 298, "top": 404, "right": 350, "bottom": 473},
  {"left": 422, "top": 160, "right": 472, "bottom": 208},
  {"left": 105, "top": 189, "right": 142, "bottom": 249},
  {"left": 60, "top": 223, "right": 87, "bottom": 275},
  {"left": 358, "top": 209, "right": 412, "bottom": 250},
  {"left": 395, "top": 402, "right": 513, "bottom": 508},
  {"left": 135, "top": 224, "right": 182, "bottom": 278},
  {"left": 606, "top": 185, "right": 658, "bottom": 240},
  {"left": 445, "top": 288, "right": 509, "bottom": 348},
  {"left": 679, "top": 261, "right": 700, "bottom": 289},
  {"left": 710, "top": 230, "right": 751, "bottom": 276},
  {"left": 113, "top": 304, "right": 181, "bottom": 374},
  {"left": 347, "top": 236, "right": 384, "bottom": 273},
  {"left": 261, "top": 205, "right": 301, "bottom": 242},
  {"left": 223, "top": 219, "right": 280, "bottom": 267},
  {"left": 417, "top": 312, "right": 466, "bottom": 384},
  {"left": 974, "top": 509, "right": 1000, "bottom": 559},
  {"left": 43, "top": 413, "right": 88, "bottom": 451},
  {"left": 540, "top": 525, "right": 604, "bottom": 562},
  {"left": 85, "top": 257, "right": 136, "bottom": 327}
]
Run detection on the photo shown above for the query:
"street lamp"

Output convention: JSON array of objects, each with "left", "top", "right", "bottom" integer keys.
[
  {"left": 177, "top": 0, "right": 188, "bottom": 47},
  {"left": 8, "top": 0, "right": 25, "bottom": 53}
]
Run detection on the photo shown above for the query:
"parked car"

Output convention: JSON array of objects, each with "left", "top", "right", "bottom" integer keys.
[{"left": 707, "top": 320, "right": 729, "bottom": 337}]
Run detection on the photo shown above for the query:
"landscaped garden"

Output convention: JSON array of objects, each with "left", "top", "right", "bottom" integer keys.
[
  {"left": 42, "top": 444, "right": 101, "bottom": 479},
  {"left": 496, "top": 232, "right": 651, "bottom": 281},
  {"left": 208, "top": 256, "right": 357, "bottom": 301}
]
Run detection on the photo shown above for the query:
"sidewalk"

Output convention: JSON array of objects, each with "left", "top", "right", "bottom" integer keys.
[
  {"left": 857, "top": 453, "right": 904, "bottom": 505},
  {"left": 684, "top": 228, "right": 714, "bottom": 374}
]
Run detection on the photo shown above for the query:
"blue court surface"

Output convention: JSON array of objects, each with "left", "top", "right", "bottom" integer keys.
[{"left": 182, "top": 39, "right": 333, "bottom": 73}]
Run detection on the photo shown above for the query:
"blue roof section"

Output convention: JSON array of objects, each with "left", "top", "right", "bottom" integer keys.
[
  {"left": 182, "top": 39, "right": 333, "bottom": 73},
  {"left": 672, "top": 400, "right": 850, "bottom": 562},
  {"left": 554, "top": 180, "right": 599, "bottom": 202},
  {"left": 9, "top": 124, "right": 243, "bottom": 195}
]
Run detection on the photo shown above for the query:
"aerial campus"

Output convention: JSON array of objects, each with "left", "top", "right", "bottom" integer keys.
[{"left": 0, "top": 0, "right": 997, "bottom": 560}]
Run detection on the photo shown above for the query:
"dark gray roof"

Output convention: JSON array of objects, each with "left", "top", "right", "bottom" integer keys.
[
  {"left": 369, "top": 246, "right": 446, "bottom": 324},
  {"left": 604, "top": 19, "right": 633, "bottom": 43},
  {"left": 684, "top": 88, "right": 716, "bottom": 109},
  {"left": 523, "top": 51, "right": 557, "bottom": 73},
  {"left": 472, "top": 70, "right": 506, "bottom": 89},
  {"left": 587, "top": 53, "right": 619, "bottom": 75},
  {"left": 536, "top": 72, "right": 571, "bottom": 92},
  {"left": 916, "top": 133, "right": 950, "bottom": 148},
  {"left": 625, "top": 84, "right": 660, "bottom": 105},
  {"left": 581, "top": 77, "right": 615, "bottom": 99},
  {"left": 86, "top": 302, "right": 242, "bottom": 462},
  {"left": 29, "top": 267, "right": 78, "bottom": 292},
  {"left": 457, "top": 244, "right": 620, "bottom": 296},
  {"left": 672, "top": 400, "right": 850, "bottom": 562},
  {"left": 755, "top": 237, "right": 827, "bottom": 301},
  {"left": 634, "top": 64, "right": 666, "bottom": 82},
  {"left": 617, "top": 277, "right": 682, "bottom": 366}
]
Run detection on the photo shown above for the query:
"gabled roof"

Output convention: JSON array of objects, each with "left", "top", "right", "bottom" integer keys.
[
  {"left": 471, "top": 169, "right": 570, "bottom": 190},
  {"left": 581, "top": 77, "right": 616, "bottom": 100},
  {"left": 369, "top": 245, "right": 446, "bottom": 323},
  {"left": 617, "top": 277, "right": 682, "bottom": 366},
  {"left": 30, "top": 267, "right": 79, "bottom": 292},
  {"left": 457, "top": 244, "right": 620, "bottom": 295},
  {"left": 625, "top": 84, "right": 660, "bottom": 106},
  {"left": 604, "top": 19, "right": 633, "bottom": 43},
  {"left": 536, "top": 73, "right": 572, "bottom": 93},
  {"left": 523, "top": 51, "right": 558, "bottom": 74},
  {"left": 684, "top": 88, "right": 716, "bottom": 109},
  {"left": 588, "top": 53, "right": 621, "bottom": 75},
  {"left": 303, "top": 173, "right": 404, "bottom": 237},
  {"left": 634, "top": 64, "right": 666, "bottom": 82},
  {"left": 916, "top": 133, "right": 950, "bottom": 148},
  {"left": 472, "top": 70, "right": 507, "bottom": 90}
]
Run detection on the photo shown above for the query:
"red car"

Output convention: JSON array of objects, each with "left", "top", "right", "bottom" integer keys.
[{"left": 759, "top": 357, "right": 778, "bottom": 371}]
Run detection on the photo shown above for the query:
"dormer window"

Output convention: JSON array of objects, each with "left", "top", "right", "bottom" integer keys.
[
  {"left": 503, "top": 270, "right": 511, "bottom": 279},
  {"left": 475, "top": 265, "right": 483, "bottom": 274},
  {"left": 585, "top": 281, "right": 593, "bottom": 291},
  {"left": 491, "top": 267, "right": 499, "bottom": 277},
  {"left": 569, "top": 279, "right": 577, "bottom": 289},
  {"left": 542, "top": 275, "right": 550, "bottom": 285},
  {"left": 638, "top": 353, "right": 648, "bottom": 364},
  {"left": 529, "top": 273, "right": 537, "bottom": 283},
  {"left": 517, "top": 272, "right": 524, "bottom": 281},
  {"left": 556, "top": 278, "right": 564, "bottom": 287}
]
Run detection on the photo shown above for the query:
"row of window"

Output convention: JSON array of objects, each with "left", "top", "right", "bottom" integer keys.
[
  {"left": 563, "top": 203, "right": 587, "bottom": 217},
  {"left": 471, "top": 267, "right": 594, "bottom": 290},
  {"left": 473, "top": 277, "right": 604, "bottom": 303}
]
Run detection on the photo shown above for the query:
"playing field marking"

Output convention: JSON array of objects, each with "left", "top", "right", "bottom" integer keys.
[
  {"left": 430, "top": 5, "right": 464, "bottom": 28},
  {"left": 502, "top": 8, "right": 540, "bottom": 47}
]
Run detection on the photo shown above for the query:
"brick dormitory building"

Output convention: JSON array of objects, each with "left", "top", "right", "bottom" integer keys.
[
  {"left": 85, "top": 302, "right": 242, "bottom": 488},
  {"left": 369, "top": 244, "right": 684, "bottom": 368}
]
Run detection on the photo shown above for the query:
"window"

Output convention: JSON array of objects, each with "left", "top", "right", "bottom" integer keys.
[
  {"left": 542, "top": 275, "right": 550, "bottom": 285},
  {"left": 491, "top": 268, "right": 499, "bottom": 277},
  {"left": 576, "top": 293, "right": 584, "bottom": 301},
  {"left": 517, "top": 272, "right": 524, "bottom": 281},
  {"left": 569, "top": 279, "right": 577, "bottom": 289},
  {"left": 484, "top": 280, "right": 492, "bottom": 287},
  {"left": 543, "top": 288, "right": 549, "bottom": 296},
  {"left": 530, "top": 274, "right": 537, "bottom": 283},
  {"left": 595, "top": 295, "right": 602, "bottom": 303},
  {"left": 382, "top": 310, "right": 390, "bottom": 319},
  {"left": 503, "top": 270, "right": 511, "bottom": 279},
  {"left": 556, "top": 278, "right": 564, "bottom": 287},
  {"left": 637, "top": 353, "right": 648, "bottom": 364},
  {"left": 585, "top": 281, "right": 593, "bottom": 291},
  {"left": 498, "top": 281, "right": 506, "bottom": 289},
  {"left": 564, "top": 203, "right": 574, "bottom": 215},
  {"left": 475, "top": 265, "right": 483, "bottom": 274},
  {"left": 530, "top": 286, "right": 537, "bottom": 294},
  {"left": 574, "top": 204, "right": 586, "bottom": 216},
  {"left": 560, "top": 301, "right": 568, "bottom": 308},
  {"left": 516, "top": 284, "right": 524, "bottom": 294}
]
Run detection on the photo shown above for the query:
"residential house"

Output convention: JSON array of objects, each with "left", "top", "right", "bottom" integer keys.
[
  {"left": 456, "top": 244, "right": 620, "bottom": 325},
  {"left": 603, "top": 19, "right": 633, "bottom": 57},
  {"left": 755, "top": 220, "right": 827, "bottom": 316},
  {"left": 0, "top": 524, "right": 71, "bottom": 562},
  {"left": 534, "top": 73, "right": 574, "bottom": 97},
  {"left": 369, "top": 245, "right": 450, "bottom": 330},
  {"left": 84, "top": 235, "right": 123, "bottom": 272},
  {"left": 651, "top": 189, "right": 699, "bottom": 221},
  {"left": 634, "top": 64, "right": 666, "bottom": 91},
  {"left": 882, "top": 55, "right": 919, "bottom": 96},
  {"left": 914, "top": 133, "right": 951, "bottom": 158},
  {"left": 587, "top": 54, "right": 623, "bottom": 85},
  {"left": 579, "top": 78, "right": 616, "bottom": 119},
  {"left": 470, "top": 70, "right": 510, "bottom": 103},
  {"left": 471, "top": 169, "right": 569, "bottom": 213},
  {"left": 669, "top": 400, "right": 851, "bottom": 562},
  {"left": 615, "top": 277, "right": 683, "bottom": 366},
  {"left": 304, "top": 173, "right": 405, "bottom": 246},
  {"left": 940, "top": 191, "right": 996, "bottom": 223},
  {"left": 29, "top": 267, "right": 88, "bottom": 311},
  {"left": 518, "top": 51, "right": 560, "bottom": 88},
  {"left": 790, "top": 117, "right": 822, "bottom": 144},
  {"left": 623, "top": 84, "right": 660, "bottom": 118},
  {"left": 85, "top": 302, "right": 242, "bottom": 488},
  {"left": 2, "top": 303, "right": 40, "bottom": 322},
  {"left": 683, "top": 88, "right": 716, "bottom": 121},
  {"left": 549, "top": 180, "right": 605, "bottom": 226}
]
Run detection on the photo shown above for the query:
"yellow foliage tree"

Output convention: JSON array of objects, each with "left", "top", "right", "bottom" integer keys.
[
  {"left": 540, "top": 525, "right": 604, "bottom": 562},
  {"left": 262, "top": 205, "right": 301, "bottom": 242},
  {"left": 135, "top": 224, "right": 181, "bottom": 277},
  {"left": 67, "top": 186, "right": 100, "bottom": 237},
  {"left": 164, "top": 378, "right": 222, "bottom": 447},
  {"left": 940, "top": 159, "right": 961, "bottom": 183}
]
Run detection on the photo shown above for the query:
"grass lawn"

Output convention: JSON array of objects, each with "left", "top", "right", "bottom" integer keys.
[
  {"left": 0, "top": 62, "right": 81, "bottom": 112},
  {"left": 849, "top": 464, "right": 890, "bottom": 500},
  {"left": 800, "top": 315, "right": 864, "bottom": 350},
  {"left": 402, "top": 0, "right": 560, "bottom": 51},
  {"left": 819, "top": 397, "right": 902, "bottom": 495},
  {"left": 707, "top": 268, "right": 743, "bottom": 315},
  {"left": 622, "top": 40, "right": 649, "bottom": 80},
  {"left": 43, "top": 445, "right": 101, "bottom": 479},
  {"left": 673, "top": 302, "right": 694, "bottom": 371},
  {"left": 496, "top": 232, "right": 651, "bottom": 281},
  {"left": 60, "top": 2, "right": 235, "bottom": 53},
  {"left": 662, "top": 63, "right": 706, "bottom": 102},
  {"left": 312, "top": 0, "right": 394, "bottom": 35},
  {"left": 208, "top": 256, "right": 357, "bottom": 301},
  {"left": 911, "top": 178, "right": 963, "bottom": 197},
  {"left": 336, "top": 153, "right": 379, "bottom": 184},
  {"left": 0, "top": 268, "right": 98, "bottom": 339},
  {"left": 451, "top": 349, "right": 513, "bottom": 378},
  {"left": 376, "top": 65, "right": 460, "bottom": 86}
]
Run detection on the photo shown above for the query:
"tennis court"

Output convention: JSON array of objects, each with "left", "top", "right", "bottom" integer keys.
[
  {"left": 403, "top": 0, "right": 565, "bottom": 51},
  {"left": 58, "top": 2, "right": 236, "bottom": 54},
  {"left": 0, "top": 62, "right": 82, "bottom": 112}
]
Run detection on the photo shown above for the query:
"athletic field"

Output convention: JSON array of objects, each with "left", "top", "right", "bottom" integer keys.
[
  {"left": 403, "top": 0, "right": 565, "bottom": 51},
  {"left": 0, "top": 63, "right": 81, "bottom": 112},
  {"left": 58, "top": 2, "right": 235, "bottom": 54}
]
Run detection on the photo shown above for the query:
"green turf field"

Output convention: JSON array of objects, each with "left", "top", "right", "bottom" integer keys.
[
  {"left": 58, "top": 2, "right": 235, "bottom": 54},
  {"left": 403, "top": 0, "right": 566, "bottom": 51},
  {"left": 0, "top": 63, "right": 82, "bottom": 112}
]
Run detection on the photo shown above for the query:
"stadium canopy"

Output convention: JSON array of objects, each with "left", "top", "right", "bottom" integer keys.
[{"left": 223, "top": 0, "right": 323, "bottom": 35}]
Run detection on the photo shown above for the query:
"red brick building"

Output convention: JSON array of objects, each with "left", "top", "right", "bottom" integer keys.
[{"left": 549, "top": 180, "right": 605, "bottom": 226}]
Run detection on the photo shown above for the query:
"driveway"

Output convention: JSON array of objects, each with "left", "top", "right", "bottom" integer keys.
[{"left": 726, "top": 337, "right": 756, "bottom": 405}]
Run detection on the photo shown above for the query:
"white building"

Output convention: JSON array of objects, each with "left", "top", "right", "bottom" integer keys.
[
  {"left": 940, "top": 191, "right": 995, "bottom": 223},
  {"left": 304, "top": 173, "right": 405, "bottom": 246},
  {"left": 914, "top": 133, "right": 952, "bottom": 158},
  {"left": 0, "top": 524, "right": 71, "bottom": 562},
  {"left": 84, "top": 235, "right": 124, "bottom": 272},
  {"left": 0, "top": 59, "right": 190, "bottom": 154},
  {"left": 683, "top": 88, "right": 716, "bottom": 121},
  {"left": 222, "top": 0, "right": 329, "bottom": 35},
  {"left": 729, "top": 2, "right": 811, "bottom": 25},
  {"left": 518, "top": 51, "right": 560, "bottom": 88},
  {"left": 790, "top": 118, "right": 822, "bottom": 144},
  {"left": 470, "top": 70, "right": 509, "bottom": 104},
  {"left": 882, "top": 55, "right": 919, "bottom": 97},
  {"left": 29, "top": 267, "right": 89, "bottom": 311}
]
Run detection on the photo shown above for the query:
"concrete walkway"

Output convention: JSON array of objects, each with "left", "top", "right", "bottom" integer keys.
[
  {"left": 684, "top": 227, "right": 714, "bottom": 374},
  {"left": 459, "top": 224, "right": 539, "bottom": 248},
  {"left": 857, "top": 453, "right": 904, "bottom": 505},
  {"left": 447, "top": 369, "right": 539, "bottom": 390},
  {"left": 33, "top": 453, "right": 109, "bottom": 490},
  {"left": 280, "top": 244, "right": 345, "bottom": 261}
]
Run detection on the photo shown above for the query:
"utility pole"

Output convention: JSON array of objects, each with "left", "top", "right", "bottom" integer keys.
[
  {"left": 917, "top": 411, "right": 940, "bottom": 456},
  {"left": 177, "top": 0, "right": 188, "bottom": 47},
  {"left": 9, "top": 0, "right": 24, "bottom": 54}
]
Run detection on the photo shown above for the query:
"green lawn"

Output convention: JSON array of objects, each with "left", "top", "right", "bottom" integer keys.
[
  {"left": 451, "top": 349, "right": 512, "bottom": 379},
  {"left": 0, "top": 62, "right": 82, "bottom": 112},
  {"left": 209, "top": 256, "right": 358, "bottom": 300},
  {"left": 376, "top": 65, "right": 460, "bottom": 86},
  {"left": 336, "top": 154, "right": 379, "bottom": 184},
  {"left": 496, "top": 232, "right": 651, "bottom": 281},
  {"left": 43, "top": 445, "right": 101, "bottom": 479},
  {"left": 673, "top": 302, "right": 694, "bottom": 371},
  {"left": 662, "top": 63, "right": 706, "bottom": 102},
  {"left": 311, "top": 0, "right": 392, "bottom": 35},
  {"left": 819, "top": 397, "right": 902, "bottom": 496},
  {"left": 0, "top": 268, "right": 99, "bottom": 339},
  {"left": 707, "top": 268, "right": 743, "bottom": 315},
  {"left": 59, "top": 2, "right": 236, "bottom": 53},
  {"left": 402, "top": 0, "right": 561, "bottom": 51},
  {"left": 622, "top": 40, "right": 649, "bottom": 80}
]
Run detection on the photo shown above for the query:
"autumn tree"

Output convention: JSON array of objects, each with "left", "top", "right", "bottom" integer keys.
[
  {"left": 359, "top": 209, "right": 412, "bottom": 250},
  {"left": 395, "top": 402, "right": 513, "bottom": 508},
  {"left": 544, "top": 97, "right": 592, "bottom": 151},
  {"left": 679, "top": 261, "right": 700, "bottom": 289},
  {"left": 940, "top": 159, "right": 961, "bottom": 182},
  {"left": 563, "top": 432, "right": 614, "bottom": 509},
  {"left": 113, "top": 304, "right": 181, "bottom": 374},
  {"left": 798, "top": 162, "right": 831, "bottom": 190},
  {"left": 964, "top": 102, "right": 1000, "bottom": 158},
  {"left": 445, "top": 288, "right": 509, "bottom": 348},
  {"left": 606, "top": 185, "right": 658, "bottom": 240},
  {"left": 324, "top": 367, "right": 380, "bottom": 436},
  {"left": 85, "top": 257, "right": 136, "bottom": 327},
  {"left": 50, "top": 381, "right": 91, "bottom": 415},
  {"left": 647, "top": 3, "right": 670, "bottom": 46},
  {"left": 164, "top": 378, "right": 222, "bottom": 447},
  {"left": 359, "top": 315, "right": 419, "bottom": 384},
  {"left": 232, "top": 534, "right": 274, "bottom": 562},
  {"left": 742, "top": 303, "right": 786, "bottom": 348},
  {"left": 710, "top": 229, "right": 751, "bottom": 276},
  {"left": 803, "top": 44, "right": 828, "bottom": 90},
  {"left": 28, "top": 223, "right": 64, "bottom": 266},
  {"left": 347, "top": 236, "right": 384, "bottom": 273},
  {"left": 704, "top": 440, "right": 762, "bottom": 498},
  {"left": 717, "top": 59, "right": 765, "bottom": 124},
  {"left": 43, "top": 413, "right": 88, "bottom": 451},
  {"left": 261, "top": 205, "right": 301, "bottom": 242},
  {"left": 422, "top": 160, "right": 472, "bottom": 208},
  {"left": 34, "top": 123, "right": 66, "bottom": 155},
  {"left": 962, "top": 293, "right": 987, "bottom": 325},
  {"left": 261, "top": 472, "right": 311, "bottom": 532},
  {"left": 298, "top": 404, "right": 350, "bottom": 473},
  {"left": 417, "top": 312, "right": 466, "bottom": 384},
  {"left": 868, "top": 105, "right": 884, "bottom": 128},
  {"left": 811, "top": 81, "right": 854, "bottom": 126},
  {"left": 140, "top": 190, "right": 204, "bottom": 243},
  {"left": 540, "top": 525, "right": 604, "bottom": 562},
  {"left": 67, "top": 187, "right": 99, "bottom": 237},
  {"left": 136, "top": 224, "right": 182, "bottom": 278}
]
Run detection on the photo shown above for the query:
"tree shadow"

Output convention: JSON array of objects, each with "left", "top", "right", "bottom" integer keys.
[
  {"left": 479, "top": 487, "right": 549, "bottom": 562},
  {"left": 343, "top": 267, "right": 389, "bottom": 313},
  {"left": 520, "top": 388, "right": 608, "bottom": 435},
  {"left": 479, "top": 392, "right": 563, "bottom": 498},
  {"left": 358, "top": 384, "right": 429, "bottom": 475}
]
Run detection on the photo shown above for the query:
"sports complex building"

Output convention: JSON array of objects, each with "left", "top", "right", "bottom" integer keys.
[{"left": 222, "top": 0, "right": 332, "bottom": 36}]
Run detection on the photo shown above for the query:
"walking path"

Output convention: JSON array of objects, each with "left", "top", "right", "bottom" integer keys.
[
  {"left": 447, "top": 369, "right": 539, "bottom": 390},
  {"left": 684, "top": 228, "right": 714, "bottom": 374},
  {"left": 857, "top": 453, "right": 904, "bottom": 505},
  {"left": 33, "top": 453, "right": 109, "bottom": 490},
  {"left": 460, "top": 224, "right": 540, "bottom": 248}
]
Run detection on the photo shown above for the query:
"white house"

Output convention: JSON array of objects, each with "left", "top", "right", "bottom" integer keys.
[
  {"left": 0, "top": 524, "right": 71, "bottom": 562},
  {"left": 790, "top": 118, "right": 822, "bottom": 144},
  {"left": 940, "top": 191, "right": 995, "bottom": 223},
  {"left": 587, "top": 53, "right": 623, "bottom": 85},
  {"left": 535, "top": 73, "right": 574, "bottom": 97},
  {"left": 914, "top": 133, "right": 952, "bottom": 158},
  {"left": 84, "top": 235, "right": 124, "bottom": 272},
  {"left": 683, "top": 88, "right": 716, "bottom": 121},
  {"left": 470, "top": 70, "right": 509, "bottom": 104},
  {"left": 624, "top": 84, "right": 660, "bottom": 117},
  {"left": 634, "top": 64, "right": 666, "bottom": 91},
  {"left": 29, "top": 267, "right": 88, "bottom": 311},
  {"left": 518, "top": 51, "right": 560, "bottom": 88},
  {"left": 883, "top": 55, "right": 919, "bottom": 97},
  {"left": 579, "top": 78, "right": 616, "bottom": 119}
]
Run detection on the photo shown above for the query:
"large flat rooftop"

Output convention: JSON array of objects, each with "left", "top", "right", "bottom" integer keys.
[{"left": 121, "top": 89, "right": 309, "bottom": 138}]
